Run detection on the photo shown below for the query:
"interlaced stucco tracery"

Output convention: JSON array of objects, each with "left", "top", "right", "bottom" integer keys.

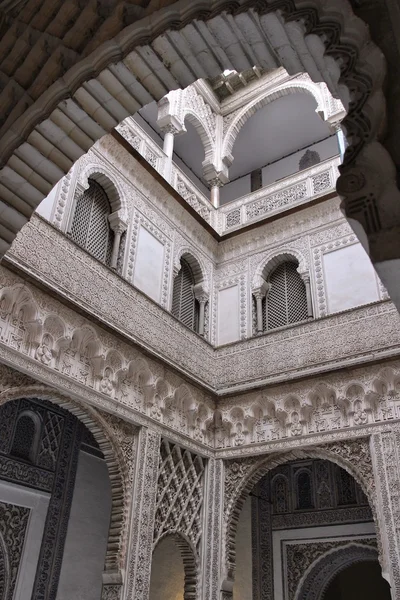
[
  {"left": 152, "top": 440, "right": 205, "bottom": 599},
  {"left": 153, "top": 440, "right": 205, "bottom": 553}
]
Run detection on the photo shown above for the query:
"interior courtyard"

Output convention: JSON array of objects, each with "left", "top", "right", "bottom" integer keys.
[{"left": 1, "top": 1, "right": 400, "bottom": 599}]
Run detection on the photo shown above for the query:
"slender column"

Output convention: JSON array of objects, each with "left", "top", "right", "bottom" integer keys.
[
  {"left": 125, "top": 427, "right": 161, "bottom": 600},
  {"left": 370, "top": 431, "right": 400, "bottom": 599},
  {"left": 202, "top": 458, "right": 224, "bottom": 600},
  {"left": 194, "top": 282, "right": 210, "bottom": 337},
  {"left": 210, "top": 178, "right": 224, "bottom": 209},
  {"left": 163, "top": 129, "right": 174, "bottom": 158},
  {"left": 255, "top": 295, "right": 263, "bottom": 334},
  {"left": 157, "top": 103, "right": 185, "bottom": 184},
  {"left": 110, "top": 230, "right": 122, "bottom": 269},
  {"left": 108, "top": 213, "right": 128, "bottom": 270},
  {"left": 265, "top": 294, "right": 269, "bottom": 331},
  {"left": 162, "top": 127, "right": 175, "bottom": 183},
  {"left": 251, "top": 278, "right": 269, "bottom": 335},
  {"left": 300, "top": 273, "right": 313, "bottom": 317},
  {"left": 199, "top": 300, "right": 206, "bottom": 336}
]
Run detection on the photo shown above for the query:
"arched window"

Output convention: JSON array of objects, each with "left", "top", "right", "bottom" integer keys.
[
  {"left": 70, "top": 179, "right": 114, "bottom": 265},
  {"left": 172, "top": 258, "right": 199, "bottom": 332},
  {"left": 10, "top": 412, "right": 40, "bottom": 463},
  {"left": 267, "top": 261, "right": 308, "bottom": 330},
  {"left": 296, "top": 469, "right": 314, "bottom": 510}
]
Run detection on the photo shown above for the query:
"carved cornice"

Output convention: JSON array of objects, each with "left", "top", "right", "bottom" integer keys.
[{"left": 1, "top": 263, "right": 400, "bottom": 456}]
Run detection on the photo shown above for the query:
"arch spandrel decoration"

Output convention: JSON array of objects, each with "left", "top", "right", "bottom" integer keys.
[
  {"left": 222, "top": 439, "right": 379, "bottom": 586},
  {"left": 0, "top": 381, "right": 137, "bottom": 597}
]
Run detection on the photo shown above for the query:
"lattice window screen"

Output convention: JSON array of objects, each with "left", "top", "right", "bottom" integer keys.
[
  {"left": 267, "top": 262, "right": 308, "bottom": 331},
  {"left": 70, "top": 180, "right": 113, "bottom": 265},
  {"left": 154, "top": 440, "right": 205, "bottom": 552},
  {"left": 172, "top": 259, "right": 199, "bottom": 332}
]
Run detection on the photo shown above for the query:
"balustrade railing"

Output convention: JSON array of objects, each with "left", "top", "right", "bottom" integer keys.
[{"left": 219, "top": 156, "right": 341, "bottom": 233}]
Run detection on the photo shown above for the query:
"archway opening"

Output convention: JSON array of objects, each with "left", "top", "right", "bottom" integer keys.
[
  {"left": 149, "top": 534, "right": 197, "bottom": 600},
  {"left": 220, "top": 91, "right": 339, "bottom": 205},
  {"left": 324, "top": 560, "right": 391, "bottom": 600},
  {"left": 0, "top": 397, "right": 112, "bottom": 600},
  {"left": 231, "top": 455, "right": 378, "bottom": 600},
  {"left": 133, "top": 98, "right": 210, "bottom": 197}
]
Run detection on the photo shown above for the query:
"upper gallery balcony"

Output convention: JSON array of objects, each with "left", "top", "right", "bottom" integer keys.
[
  {"left": 116, "top": 117, "right": 341, "bottom": 235},
  {"left": 113, "top": 70, "right": 345, "bottom": 235}
]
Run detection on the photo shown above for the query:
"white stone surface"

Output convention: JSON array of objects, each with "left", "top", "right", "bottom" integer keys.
[
  {"left": 375, "top": 259, "right": 400, "bottom": 310},
  {"left": 57, "top": 451, "right": 112, "bottom": 600},
  {"left": 35, "top": 185, "right": 58, "bottom": 221},
  {"left": 262, "top": 136, "right": 338, "bottom": 187},
  {"left": 218, "top": 285, "right": 240, "bottom": 345},
  {"left": 323, "top": 243, "right": 380, "bottom": 314},
  {"left": 133, "top": 225, "right": 165, "bottom": 303}
]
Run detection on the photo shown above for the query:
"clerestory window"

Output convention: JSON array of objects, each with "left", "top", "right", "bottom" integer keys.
[
  {"left": 69, "top": 179, "right": 114, "bottom": 265},
  {"left": 172, "top": 258, "right": 199, "bottom": 332}
]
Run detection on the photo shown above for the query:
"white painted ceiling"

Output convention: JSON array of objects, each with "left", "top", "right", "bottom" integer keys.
[{"left": 138, "top": 91, "right": 332, "bottom": 185}]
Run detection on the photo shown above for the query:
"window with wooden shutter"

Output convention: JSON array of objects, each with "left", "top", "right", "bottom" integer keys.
[
  {"left": 267, "top": 261, "right": 308, "bottom": 331},
  {"left": 70, "top": 180, "right": 113, "bottom": 265},
  {"left": 172, "top": 259, "right": 199, "bottom": 332}
]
